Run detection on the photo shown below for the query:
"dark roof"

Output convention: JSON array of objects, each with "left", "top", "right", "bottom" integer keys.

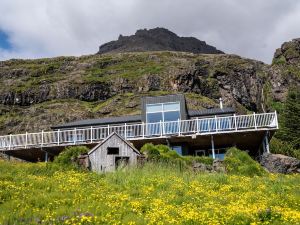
[
  {"left": 52, "top": 107, "right": 235, "bottom": 130},
  {"left": 51, "top": 114, "right": 142, "bottom": 129},
  {"left": 188, "top": 107, "right": 235, "bottom": 117}
]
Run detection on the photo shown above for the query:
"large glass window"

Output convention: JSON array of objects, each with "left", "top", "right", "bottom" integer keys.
[{"left": 146, "top": 102, "right": 181, "bottom": 135}]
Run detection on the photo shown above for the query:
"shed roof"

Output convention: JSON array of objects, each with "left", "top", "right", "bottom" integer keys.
[{"left": 88, "top": 132, "right": 141, "bottom": 155}]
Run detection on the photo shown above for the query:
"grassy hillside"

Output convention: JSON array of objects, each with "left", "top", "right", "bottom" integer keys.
[
  {"left": 1, "top": 50, "right": 296, "bottom": 135},
  {"left": 0, "top": 160, "right": 299, "bottom": 224}
]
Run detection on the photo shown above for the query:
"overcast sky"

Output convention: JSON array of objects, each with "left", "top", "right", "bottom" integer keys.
[{"left": 0, "top": 0, "right": 300, "bottom": 63}]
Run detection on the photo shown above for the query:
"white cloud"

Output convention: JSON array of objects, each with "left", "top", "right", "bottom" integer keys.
[{"left": 0, "top": 0, "right": 300, "bottom": 63}]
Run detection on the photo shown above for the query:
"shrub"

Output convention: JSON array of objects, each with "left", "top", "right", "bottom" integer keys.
[
  {"left": 54, "top": 146, "right": 89, "bottom": 166},
  {"left": 140, "top": 143, "right": 160, "bottom": 159},
  {"left": 270, "top": 137, "right": 300, "bottom": 159},
  {"left": 156, "top": 144, "right": 172, "bottom": 153},
  {"left": 182, "top": 156, "right": 213, "bottom": 166},
  {"left": 224, "top": 147, "right": 266, "bottom": 177},
  {"left": 140, "top": 143, "right": 214, "bottom": 167}
]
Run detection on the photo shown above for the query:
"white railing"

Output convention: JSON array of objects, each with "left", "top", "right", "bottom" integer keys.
[{"left": 0, "top": 112, "right": 278, "bottom": 151}]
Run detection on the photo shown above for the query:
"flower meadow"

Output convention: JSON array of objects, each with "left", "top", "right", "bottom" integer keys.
[{"left": 0, "top": 160, "right": 299, "bottom": 225}]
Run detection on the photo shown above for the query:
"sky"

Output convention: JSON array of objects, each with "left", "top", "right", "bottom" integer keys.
[{"left": 0, "top": 0, "right": 300, "bottom": 63}]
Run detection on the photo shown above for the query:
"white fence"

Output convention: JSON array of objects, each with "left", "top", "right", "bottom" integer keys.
[{"left": 0, "top": 112, "right": 278, "bottom": 151}]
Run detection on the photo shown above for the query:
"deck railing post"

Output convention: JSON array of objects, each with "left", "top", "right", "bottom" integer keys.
[
  {"left": 41, "top": 130, "right": 44, "bottom": 147},
  {"left": 178, "top": 119, "right": 181, "bottom": 136},
  {"left": 253, "top": 112, "right": 257, "bottom": 129},
  {"left": 196, "top": 117, "right": 199, "bottom": 134},
  {"left": 215, "top": 116, "right": 218, "bottom": 132},
  {"left": 9, "top": 134, "right": 12, "bottom": 150},
  {"left": 142, "top": 122, "right": 145, "bottom": 138},
  {"left": 160, "top": 120, "right": 163, "bottom": 137},
  {"left": 107, "top": 125, "right": 110, "bottom": 137},
  {"left": 73, "top": 128, "right": 77, "bottom": 145},
  {"left": 234, "top": 114, "right": 237, "bottom": 131},
  {"left": 275, "top": 111, "right": 279, "bottom": 129},
  {"left": 57, "top": 129, "right": 60, "bottom": 146},
  {"left": 90, "top": 126, "right": 93, "bottom": 143},
  {"left": 124, "top": 123, "right": 127, "bottom": 140},
  {"left": 25, "top": 132, "right": 28, "bottom": 149}
]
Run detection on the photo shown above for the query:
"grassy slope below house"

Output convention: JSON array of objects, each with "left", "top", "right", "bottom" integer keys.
[{"left": 0, "top": 160, "right": 299, "bottom": 224}]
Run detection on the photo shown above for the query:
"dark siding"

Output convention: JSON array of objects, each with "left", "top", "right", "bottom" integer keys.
[{"left": 141, "top": 94, "right": 187, "bottom": 122}]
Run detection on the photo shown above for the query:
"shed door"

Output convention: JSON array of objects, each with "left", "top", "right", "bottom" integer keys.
[{"left": 115, "top": 157, "right": 130, "bottom": 169}]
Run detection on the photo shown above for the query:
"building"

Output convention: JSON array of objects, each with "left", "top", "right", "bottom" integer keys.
[
  {"left": 88, "top": 132, "right": 140, "bottom": 172},
  {"left": 0, "top": 94, "right": 278, "bottom": 161}
]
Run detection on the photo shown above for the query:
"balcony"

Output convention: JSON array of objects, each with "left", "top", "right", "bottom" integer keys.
[{"left": 0, "top": 112, "right": 278, "bottom": 151}]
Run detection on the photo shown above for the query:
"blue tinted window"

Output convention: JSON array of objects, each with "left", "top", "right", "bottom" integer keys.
[
  {"left": 172, "top": 146, "right": 182, "bottom": 155},
  {"left": 147, "top": 112, "right": 163, "bottom": 123},
  {"left": 163, "top": 102, "right": 180, "bottom": 111},
  {"left": 146, "top": 104, "right": 162, "bottom": 113},
  {"left": 164, "top": 111, "right": 180, "bottom": 121}
]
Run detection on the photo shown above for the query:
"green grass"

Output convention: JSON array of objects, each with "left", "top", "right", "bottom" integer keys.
[{"left": 0, "top": 160, "right": 299, "bottom": 224}]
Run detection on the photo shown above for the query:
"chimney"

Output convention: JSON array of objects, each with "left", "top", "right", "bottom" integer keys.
[{"left": 219, "top": 98, "right": 223, "bottom": 109}]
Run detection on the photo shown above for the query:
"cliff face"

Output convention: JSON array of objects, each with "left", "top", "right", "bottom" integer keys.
[
  {"left": 98, "top": 28, "right": 224, "bottom": 54},
  {"left": 0, "top": 39, "right": 299, "bottom": 135}
]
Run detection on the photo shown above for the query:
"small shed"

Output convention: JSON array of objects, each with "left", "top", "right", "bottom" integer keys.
[{"left": 88, "top": 132, "right": 141, "bottom": 172}]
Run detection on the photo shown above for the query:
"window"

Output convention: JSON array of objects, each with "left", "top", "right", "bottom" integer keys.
[
  {"left": 107, "top": 147, "right": 119, "bottom": 155},
  {"left": 195, "top": 150, "right": 205, "bottom": 156},
  {"left": 172, "top": 146, "right": 183, "bottom": 155},
  {"left": 146, "top": 102, "right": 181, "bottom": 135}
]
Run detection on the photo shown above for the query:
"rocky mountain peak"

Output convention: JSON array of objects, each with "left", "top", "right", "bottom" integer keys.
[{"left": 98, "top": 27, "right": 224, "bottom": 54}]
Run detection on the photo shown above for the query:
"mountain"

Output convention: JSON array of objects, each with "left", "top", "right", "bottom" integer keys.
[
  {"left": 0, "top": 37, "right": 299, "bottom": 136},
  {"left": 98, "top": 28, "right": 224, "bottom": 54}
]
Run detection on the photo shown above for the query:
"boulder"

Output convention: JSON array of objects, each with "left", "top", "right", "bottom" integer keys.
[
  {"left": 192, "top": 162, "right": 213, "bottom": 172},
  {"left": 76, "top": 154, "right": 90, "bottom": 170},
  {"left": 213, "top": 159, "right": 226, "bottom": 173},
  {"left": 260, "top": 153, "right": 300, "bottom": 174}
]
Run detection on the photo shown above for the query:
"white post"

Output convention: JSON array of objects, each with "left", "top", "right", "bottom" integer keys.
[
  {"left": 57, "top": 129, "right": 60, "bottom": 146},
  {"left": 25, "top": 132, "right": 28, "bottom": 149},
  {"left": 234, "top": 114, "right": 237, "bottom": 131},
  {"left": 178, "top": 119, "right": 181, "bottom": 136},
  {"left": 196, "top": 117, "right": 199, "bottom": 134},
  {"left": 265, "top": 133, "right": 270, "bottom": 153},
  {"left": 275, "top": 111, "right": 279, "bottom": 129},
  {"left": 215, "top": 116, "right": 218, "bottom": 132},
  {"left": 211, "top": 135, "right": 215, "bottom": 159},
  {"left": 41, "top": 130, "right": 44, "bottom": 147},
  {"left": 90, "top": 126, "right": 93, "bottom": 143},
  {"left": 107, "top": 125, "right": 110, "bottom": 137},
  {"left": 9, "top": 134, "right": 12, "bottom": 150},
  {"left": 253, "top": 112, "right": 257, "bottom": 129},
  {"left": 73, "top": 128, "right": 77, "bottom": 145},
  {"left": 160, "top": 120, "right": 163, "bottom": 137},
  {"left": 124, "top": 123, "right": 127, "bottom": 140},
  {"left": 142, "top": 122, "right": 145, "bottom": 138},
  {"left": 45, "top": 152, "right": 48, "bottom": 162}
]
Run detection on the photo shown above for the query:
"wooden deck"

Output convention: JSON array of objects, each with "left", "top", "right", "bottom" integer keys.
[{"left": 0, "top": 112, "right": 278, "bottom": 161}]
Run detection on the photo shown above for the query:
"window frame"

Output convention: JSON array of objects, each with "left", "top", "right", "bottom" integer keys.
[{"left": 146, "top": 101, "right": 181, "bottom": 123}]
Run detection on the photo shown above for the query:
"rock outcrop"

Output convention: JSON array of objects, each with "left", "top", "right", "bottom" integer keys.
[
  {"left": 273, "top": 38, "right": 300, "bottom": 66},
  {"left": 192, "top": 159, "right": 226, "bottom": 173},
  {"left": 98, "top": 28, "right": 224, "bottom": 54},
  {"left": 260, "top": 153, "right": 300, "bottom": 174}
]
